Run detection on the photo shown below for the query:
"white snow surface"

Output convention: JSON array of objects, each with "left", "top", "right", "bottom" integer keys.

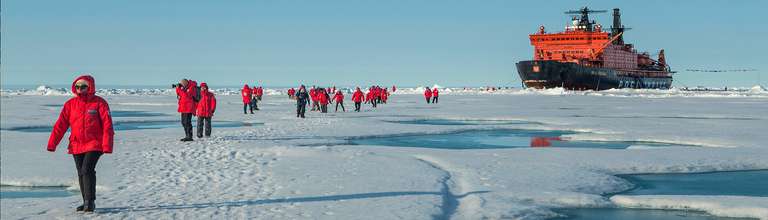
[{"left": 1, "top": 91, "right": 767, "bottom": 219}]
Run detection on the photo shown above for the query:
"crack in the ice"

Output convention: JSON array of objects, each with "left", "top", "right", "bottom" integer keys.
[{"left": 415, "top": 158, "right": 489, "bottom": 220}]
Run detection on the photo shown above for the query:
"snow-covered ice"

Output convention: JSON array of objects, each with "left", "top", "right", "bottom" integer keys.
[{"left": 1, "top": 88, "right": 767, "bottom": 219}]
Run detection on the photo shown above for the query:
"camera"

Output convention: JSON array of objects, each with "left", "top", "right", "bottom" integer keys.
[{"left": 171, "top": 83, "right": 182, "bottom": 88}]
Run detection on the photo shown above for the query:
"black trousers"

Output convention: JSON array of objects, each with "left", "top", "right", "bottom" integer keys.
[
  {"left": 181, "top": 113, "right": 193, "bottom": 138},
  {"left": 74, "top": 152, "right": 102, "bottom": 201},
  {"left": 426, "top": 97, "right": 431, "bottom": 103},
  {"left": 354, "top": 102, "right": 361, "bottom": 112},
  {"left": 250, "top": 99, "right": 259, "bottom": 111},
  {"left": 197, "top": 117, "right": 212, "bottom": 137},
  {"left": 432, "top": 96, "right": 438, "bottom": 103},
  {"left": 312, "top": 101, "right": 319, "bottom": 111},
  {"left": 321, "top": 104, "right": 328, "bottom": 113},
  {"left": 335, "top": 102, "right": 345, "bottom": 112},
  {"left": 243, "top": 103, "right": 250, "bottom": 114},
  {"left": 371, "top": 100, "right": 377, "bottom": 108},
  {"left": 297, "top": 103, "right": 307, "bottom": 118}
]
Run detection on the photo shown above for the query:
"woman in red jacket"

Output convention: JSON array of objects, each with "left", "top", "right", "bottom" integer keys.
[
  {"left": 352, "top": 87, "right": 364, "bottom": 112},
  {"left": 196, "top": 83, "right": 217, "bottom": 138},
  {"left": 424, "top": 87, "right": 432, "bottom": 104},
  {"left": 241, "top": 84, "right": 253, "bottom": 114},
  {"left": 333, "top": 90, "right": 345, "bottom": 112},
  {"left": 47, "top": 75, "right": 114, "bottom": 213},
  {"left": 176, "top": 79, "right": 197, "bottom": 141}
]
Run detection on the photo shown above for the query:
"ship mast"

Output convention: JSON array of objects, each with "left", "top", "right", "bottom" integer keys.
[
  {"left": 611, "top": 8, "right": 625, "bottom": 45},
  {"left": 565, "top": 7, "right": 606, "bottom": 32}
]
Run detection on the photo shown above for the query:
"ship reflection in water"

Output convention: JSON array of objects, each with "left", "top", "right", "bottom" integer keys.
[
  {"left": 349, "top": 129, "right": 693, "bottom": 150},
  {"left": 529, "top": 137, "right": 563, "bottom": 148}
]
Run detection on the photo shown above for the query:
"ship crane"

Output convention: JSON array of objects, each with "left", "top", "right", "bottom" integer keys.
[{"left": 591, "top": 32, "right": 624, "bottom": 57}]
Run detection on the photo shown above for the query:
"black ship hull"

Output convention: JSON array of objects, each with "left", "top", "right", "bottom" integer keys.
[{"left": 516, "top": 60, "right": 672, "bottom": 90}]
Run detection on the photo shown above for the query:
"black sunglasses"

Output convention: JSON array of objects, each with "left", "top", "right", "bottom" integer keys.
[{"left": 75, "top": 85, "right": 89, "bottom": 89}]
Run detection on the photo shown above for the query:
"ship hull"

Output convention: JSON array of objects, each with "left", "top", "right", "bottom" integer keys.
[{"left": 516, "top": 60, "right": 673, "bottom": 90}]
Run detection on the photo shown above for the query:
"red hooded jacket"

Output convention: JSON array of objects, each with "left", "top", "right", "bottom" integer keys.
[
  {"left": 196, "top": 83, "right": 217, "bottom": 117},
  {"left": 256, "top": 87, "right": 263, "bottom": 96},
  {"left": 319, "top": 92, "right": 330, "bottom": 105},
  {"left": 352, "top": 89, "right": 364, "bottom": 102},
  {"left": 424, "top": 89, "right": 432, "bottom": 98},
  {"left": 333, "top": 92, "right": 344, "bottom": 103},
  {"left": 47, "top": 75, "right": 114, "bottom": 154},
  {"left": 176, "top": 80, "right": 197, "bottom": 113},
  {"left": 241, "top": 85, "right": 252, "bottom": 104},
  {"left": 432, "top": 88, "right": 439, "bottom": 97},
  {"left": 310, "top": 89, "right": 318, "bottom": 101}
]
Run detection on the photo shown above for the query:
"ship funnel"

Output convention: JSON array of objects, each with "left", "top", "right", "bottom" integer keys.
[
  {"left": 658, "top": 49, "right": 667, "bottom": 67},
  {"left": 612, "top": 8, "right": 624, "bottom": 45}
]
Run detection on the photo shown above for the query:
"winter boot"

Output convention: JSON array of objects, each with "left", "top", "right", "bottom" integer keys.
[{"left": 83, "top": 200, "right": 95, "bottom": 213}]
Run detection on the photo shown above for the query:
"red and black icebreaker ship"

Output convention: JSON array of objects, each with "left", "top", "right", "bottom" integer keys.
[{"left": 517, "top": 7, "right": 674, "bottom": 90}]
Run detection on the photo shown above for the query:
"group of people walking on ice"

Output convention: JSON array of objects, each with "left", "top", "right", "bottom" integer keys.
[
  {"left": 240, "top": 84, "right": 264, "bottom": 114},
  {"left": 288, "top": 85, "right": 393, "bottom": 118},
  {"left": 424, "top": 87, "right": 439, "bottom": 104}
]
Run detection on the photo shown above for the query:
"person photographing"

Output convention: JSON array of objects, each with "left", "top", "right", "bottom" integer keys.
[{"left": 174, "top": 79, "right": 198, "bottom": 141}]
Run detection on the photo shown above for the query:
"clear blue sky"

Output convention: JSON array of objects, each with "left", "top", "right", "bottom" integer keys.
[{"left": 2, "top": 0, "right": 766, "bottom": 88}]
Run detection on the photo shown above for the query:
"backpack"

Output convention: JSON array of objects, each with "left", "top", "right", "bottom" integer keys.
[{"left": 193, "top": 86, "right": 201, "bottom": 102}]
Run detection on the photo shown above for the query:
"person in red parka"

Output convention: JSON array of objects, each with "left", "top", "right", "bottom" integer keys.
[
  {"left": 310, "top": 86, "right": 319, "bottom": 111},
  {"left": 176, "top": 79, "right": 198, "bottom": 141},
  {"left": 333, "top": 90, "right": 345, "bottom": 112},
  {"left": 251, "top": 86, "right": 260, "bottom": 111},
  {"left": 424, "top": 87, "right": 432, "bottom": 104},
  {"left": 352, "top": 87, "right": 364, "bottom": 112},
  {"left": 241, "top": 84, "right": 253, "bottom": 114},
  {"left": 287, "top": 87, "right": 296, "bottom": 99},
  {"left": 367, "top": 88, "right": 377, "bottom": 108},
  {"left": 196, "top": 83, "right": 217, "bottom": 138},
  {"left": 318, "top": 89, "right": 330, "bottom": 113},
  {"left": 47, "top": 75, "right": 114, "bottom": 213},
  {"left": 432, "top": 87, "right": 439, "bottom": 104},
  {"left": 256, "top": 86, "right": 264, "bottom": 101}
]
